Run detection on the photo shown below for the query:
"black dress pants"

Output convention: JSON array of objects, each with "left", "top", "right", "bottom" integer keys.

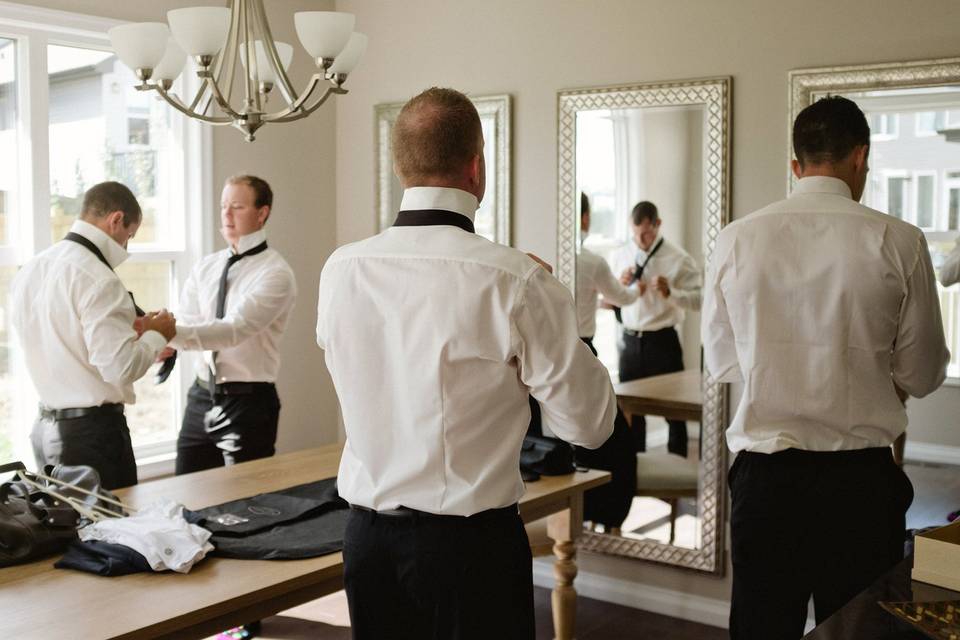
[
  {"left": 618, "top": 327, "right": 688, "bottom": 457},
  {"left": 343, "top": 505, "right": 534, "bottom": 640},
  {"left": 175, "top": 381, "right": 280, "bottom": 475},
  {"left": 31, "top": 412, "right": 137, "bottom": 490},
  {"left": 728, "top": 447, "right": 913, "bottom": 640}
]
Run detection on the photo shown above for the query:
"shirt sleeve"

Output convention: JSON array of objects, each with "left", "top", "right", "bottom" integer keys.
[
  {"left": 594, "top": 258, "right": 639, "bottom": 307},
  {"left": 939, "top": 238, "right": 960, "bottom": 287},
  {"left": 513, "top": 266, "right": 616, "bottom": 449},
  {"left": 172, "top": 267, "right": 297, "bottom": 351},
  {"left": 702, "top": 240, "right": 742, "bottom": 383},
  {"left": 892, "top": 233, "right": 950, "bottom": 397},
  {"left": 80, "top": 278, "right": 166, "bottom": 386},
  {"left": 667, "top": 254, "right": 703, "bottom": 311}
]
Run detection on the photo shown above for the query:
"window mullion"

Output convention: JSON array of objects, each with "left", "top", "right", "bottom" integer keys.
[{"left": 20, "top": 30, "right": 50, "bottom": 258}]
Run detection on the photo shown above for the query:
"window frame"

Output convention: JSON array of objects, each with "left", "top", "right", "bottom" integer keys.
[
  {"left": 913, "top": 170, "right": 937, "bottom": 231},
  {"left": 0, "top": 2, "right": 213, "bottom": 475}
]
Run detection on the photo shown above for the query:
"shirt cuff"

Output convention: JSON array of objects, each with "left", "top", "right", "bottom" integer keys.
[{"left": 140, "top": 330, "right": 168, "bottom": 353}]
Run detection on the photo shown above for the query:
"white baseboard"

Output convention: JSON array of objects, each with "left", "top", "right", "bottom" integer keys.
[
  {"left": 904, "top": 441, "right": 960, "bottom": 466},
  {"left": 532, "top": 560, "right": 819, "bottom": 632},
  {"left": 531, "top": 559, "right": 731, "bottom": 629}
]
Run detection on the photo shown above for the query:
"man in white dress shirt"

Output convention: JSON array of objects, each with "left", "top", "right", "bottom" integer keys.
[
  {"left": 574, "top": 191, "right": 638, "bottom": 530},
  {"left": 612, "top": 202, "right": 701, "bottom": 457},
  {"left": 317, "top": 88, "right": 616, "bottom": 640},
  {"left": 10, "top": 181, "right": 176, "bottom": 489},
  {"left": 171, "top": 175, "right": 297, "bottom": 475},
  {"left": 703, "top": 96, "right": 949, "bottom": 639}
]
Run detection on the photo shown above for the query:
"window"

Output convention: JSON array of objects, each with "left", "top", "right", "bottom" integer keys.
[
  {"left": 915, "top": 111, "right": 945, "bottom": 137},
  {"left": 0, "top": 5, "right": 210, "bottom": 468},
  {"left": 870, "top": 113, "right": 899, "bottom": 140},
  {"left": 915, "top": 173, "right": 936, "bottom": 229},
  {"left": 887, "top": 176, "right": 908, "bottom": 219}
]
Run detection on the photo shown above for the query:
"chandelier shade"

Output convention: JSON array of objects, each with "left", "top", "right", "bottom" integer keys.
[
  {"left": 107, "top": 23, "right": 170, "bottom": 72},
  {"left": 167, "top": 7, "right": 232, "bottom": 57},
  {"left": 108, "top": 1, "right": 364, "bottom": 141}
]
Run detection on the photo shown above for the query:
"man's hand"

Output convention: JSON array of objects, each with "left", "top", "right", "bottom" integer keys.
[
  {"left": 155, "top": 346, "right": 176, "bottom": 363},
  {"left": 142, "top": 310, "right": 177, "bottom": 342},
  {"left": 655, "top": 276, "right": 671, "bottom": 298},
  {"left": 526, "top": 253, "right": 553, "bottom": 274},
  {"left": 619, "top": 267, "right": 634, "bottom": 286}
]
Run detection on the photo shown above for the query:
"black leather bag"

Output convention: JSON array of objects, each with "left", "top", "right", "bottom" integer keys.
[
  {"left": 0, "top": 462, "right": 81, "bottom": 568},
  {"left": 519, "top": 435, "right": 575, "bottom": 480}
]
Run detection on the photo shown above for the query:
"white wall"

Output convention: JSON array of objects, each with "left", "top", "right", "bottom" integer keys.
[
  {"left": 334, "top": 0, "right": 960, "bottom": 610},
  {"left": 28, "top": 0, "right": 343, "bottom": 451}
]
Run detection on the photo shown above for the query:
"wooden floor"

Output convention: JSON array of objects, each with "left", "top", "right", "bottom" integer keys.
[{"left": 235, "top": 586, "right": 727, "bottom": 640}]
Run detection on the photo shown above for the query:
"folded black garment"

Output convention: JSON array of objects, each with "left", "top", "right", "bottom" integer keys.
[
  {"left": 185, "top": 477, "right": 349, "bottom": 560},
  {"left": 55, "top": 539, "right": 152, "bottom": 576}
]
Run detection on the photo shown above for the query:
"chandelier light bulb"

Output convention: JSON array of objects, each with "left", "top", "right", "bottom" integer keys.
[
  {"left": 294, "top": 11, "right": 355, "bottom": 65},
  {"left": 167, "top": 7, "right": 231, "bottom": 59}
]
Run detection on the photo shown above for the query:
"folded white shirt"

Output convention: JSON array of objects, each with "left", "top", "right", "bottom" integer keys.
[{"left": 79, "top": 499, "right": 214, "bottom": 573}]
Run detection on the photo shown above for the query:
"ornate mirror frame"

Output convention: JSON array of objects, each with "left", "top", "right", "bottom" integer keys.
[
  {"left": 556, "top": 77, "right": 731, "bottom": 573},
  {"left": 375, "top": 94, "right": 512, "bottom": 244},
  {"left": 788, "top": 57, "right": 960, "bottom": 191}
]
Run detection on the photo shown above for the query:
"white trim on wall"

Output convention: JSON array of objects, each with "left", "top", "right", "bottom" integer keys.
[{"left": 531, "top": 559, "right": 731, "bottom": 629}]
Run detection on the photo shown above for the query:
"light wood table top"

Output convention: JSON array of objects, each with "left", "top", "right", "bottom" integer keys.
[
  {"left": 614, "top": 369, "right": 703, "bottom": 423},
  {"left": 0, "top": 444, "right": 608, "bottom": 640}
]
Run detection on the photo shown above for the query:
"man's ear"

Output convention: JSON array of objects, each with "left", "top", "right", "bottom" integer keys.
[
  {"left": 106, "top": 210, "right": 126, "bottom": 230},
  {"left": 791, "top": 158, "right": 803, "bottom": 179},
  {"left": 467, "top": 153, "right": 482, "bottom": 187},
  {"left": 258, "top": 205, "right": 270, "bottom": 227},
  {"left": 852, "top": 144, "right": 869, "bottom": 172}
]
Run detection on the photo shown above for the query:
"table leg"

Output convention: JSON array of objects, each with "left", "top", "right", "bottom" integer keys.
[{"left": 547, "top": 495, "right": 584, "bottom": 640}]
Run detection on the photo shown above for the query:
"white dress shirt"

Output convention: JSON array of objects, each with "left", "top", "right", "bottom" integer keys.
[
  {"left": 9, "top": 220, "right": 168, "bottom": 409},
  {"left": 576, "top": 247, "right": 638, "bottom": 337},
  {"left": 703, "top": 176, "right": 950, "bottom": 454},
  {"left": 172, "top": 229, "right": 297, "bottom": 384},
  {"left": 317, "top": 186, "right": 616, "bottom": 516},
  {"left": 611, "top": 235, "right": 702, "bottom": 332}
]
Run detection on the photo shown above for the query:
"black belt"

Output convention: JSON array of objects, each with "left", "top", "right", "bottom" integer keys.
[
  {"left": 195, "top": 378, "right": 275, "bottom": 396},
  {"left": 623, "top": 326, "right": 676, "bottom": 338},
  {"left": 349, "top": 503, "right": 519, "bottom": 521},
  {"left": 39, "top": 403, "right": 124, "bottom": 421}
]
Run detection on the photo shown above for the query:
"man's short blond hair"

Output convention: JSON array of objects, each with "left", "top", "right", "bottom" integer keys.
[{"left": 392, "top": 87, "right": 482, "bottom": 183}]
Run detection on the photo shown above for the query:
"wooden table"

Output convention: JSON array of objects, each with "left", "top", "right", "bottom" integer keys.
[
  {"left": 0, "top": 444, "right": 608, "bottom": 640},
  {"left": 614, "top": 369, "right": 703, "bottom": 422}
]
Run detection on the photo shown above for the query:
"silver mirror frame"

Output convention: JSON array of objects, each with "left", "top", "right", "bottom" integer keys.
[
  {"left": 375, "top": 94, "right": 512, "bottom": 244},
  {"left": 788, "top": 57, "right": 960, "bottom": 192},
  {"left": 557, "top": 77, "right": 732, "bottom": 573}
]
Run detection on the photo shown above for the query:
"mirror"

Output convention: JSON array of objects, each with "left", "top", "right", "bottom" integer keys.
[
  {"left": 375, "top": 94, "right": 512, "bottom": 244},
  {"left": 557, "top": 78, "right": 731, "bottom": 573}
]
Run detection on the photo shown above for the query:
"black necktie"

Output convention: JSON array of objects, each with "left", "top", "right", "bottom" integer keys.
[
  {"left": 209, "top": 241, "right": 269, "bottom": 395},
  {"left": 62, "top": 232, "right": 181, "bottom": 382},
  {"left": 631, "top": 237, "right": 665, "bottom": 284}
]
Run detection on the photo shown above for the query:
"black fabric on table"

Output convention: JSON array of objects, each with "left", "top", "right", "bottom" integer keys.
[
  {"left": 185, "top": 477, "right": 349, "bottom": 560},
  {"left": 55, "top": 539, "right": 152, "bottom": 576}
]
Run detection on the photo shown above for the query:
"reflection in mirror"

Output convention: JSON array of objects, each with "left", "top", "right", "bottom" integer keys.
[
  {"left": 577, "top": 105, "right": 705, "bottom": 549},
  {"left": 558, "top": 78, "right": 730, "bottom": 574},
  {"left": 790, "top": 61, "right": 960, "bottom": 381},
  {"left": 376, "top": 95, "right": 511, "bottom": 244}
]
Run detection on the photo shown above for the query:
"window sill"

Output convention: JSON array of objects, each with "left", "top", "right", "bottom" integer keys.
[{"left": 136, "top": 451, "right": 175, "bottom": 482}]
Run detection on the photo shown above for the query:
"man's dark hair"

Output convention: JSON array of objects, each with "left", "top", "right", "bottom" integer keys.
[
  {"left": 227, "top": 174, "right": 273, "bottom": 209},
  {"left": 631, "top": 201, "right": 659, "bottom": 226},
  {"left": 581, "top": 192, "right": 590, "bottom": 221},
  {"left": 792, "top": 96, "right": 870, "bottom": 168},
  {"left": 81, "top": 181, "right": 141, "bottom": 227}
]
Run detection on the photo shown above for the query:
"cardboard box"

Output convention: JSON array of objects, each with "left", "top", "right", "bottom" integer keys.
[{"left": 912, "top": 520, "right": 960, "bottom": 592}]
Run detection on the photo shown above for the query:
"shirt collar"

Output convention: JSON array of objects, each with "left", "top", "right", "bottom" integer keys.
[
  {"left": 399, "top": 187, "right": 478, "bottom": 222},
  {"left": 792, "top": 176, "right": 853, "bottom": 200},
  {"left": 70, "top": 219, "right": 129, "bottom": 268},
  {"left": 234, "top": 229, "right": 267, "bottom": 254}
]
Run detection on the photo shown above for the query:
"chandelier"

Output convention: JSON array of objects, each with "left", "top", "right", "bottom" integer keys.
[{"left": 107, "top": 1, "right": 366, "bottom": 141}]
